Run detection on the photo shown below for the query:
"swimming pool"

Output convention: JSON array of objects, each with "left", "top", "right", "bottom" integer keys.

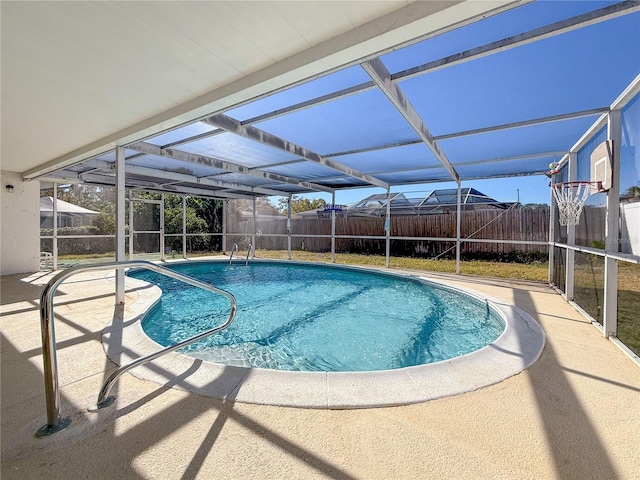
[
  {"left": 109, "top": 260, "right": 545, "bottom": 408},
  {"left": 133, "top": 261, "right": 505, "bottom": 372}
]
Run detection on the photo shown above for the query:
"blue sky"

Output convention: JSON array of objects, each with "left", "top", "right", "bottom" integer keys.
[{"left": 290, "top": 1, "right": 640, "bottom": 208}]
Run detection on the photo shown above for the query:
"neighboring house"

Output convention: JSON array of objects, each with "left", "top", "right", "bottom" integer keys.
[
  {"left": 294, "top": 188, "right": 516, "bottom": 219},
  {"left": 40, "top": 197, "right": 100, "bottom": 229}
]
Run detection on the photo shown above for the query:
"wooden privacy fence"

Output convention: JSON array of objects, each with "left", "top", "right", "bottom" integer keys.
[{"left": 228, "top": 207, "right": 550, "bottom": 257}]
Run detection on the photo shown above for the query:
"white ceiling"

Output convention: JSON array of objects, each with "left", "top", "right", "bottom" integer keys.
[{"left": 1, "top": 0, "right": 518, "bottom": 178}]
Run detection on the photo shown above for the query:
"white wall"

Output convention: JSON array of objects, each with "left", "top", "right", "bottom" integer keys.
[{"left": 0, "top": 170, "right": 40, "bottom": 275}]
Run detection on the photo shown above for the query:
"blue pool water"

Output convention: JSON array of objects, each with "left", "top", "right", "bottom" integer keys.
[{"left": 131, "top": 261, "right": 505, "bottom": 372}]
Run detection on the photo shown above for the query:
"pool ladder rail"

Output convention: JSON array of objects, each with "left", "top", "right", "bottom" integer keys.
[
  {"left": 229, "top": 243, "right": 238, "bottom": 265},
  {"left": 35, "top": 260, "right": 237, "bottom": 437},
  {"left": 245, "top": 244, "right": 252, "bottom": 266},
  {"left": 229, "top": 243, "right": 252, "bottom": 266}
]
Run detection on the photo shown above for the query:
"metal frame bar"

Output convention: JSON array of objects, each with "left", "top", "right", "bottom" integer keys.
[
  {"left": 433, "top": 108, "right": 610, "bottom": 141},
  {"left": 552, "top": 242, "right": 640, "bottom": 264},
  {"left": 287, "top": 194, "right": 292, "bottom": 260},
  {"left": 79, "top": 171, "right": 257, "bottom": 200},
  {"left": 301, "top": 151, "right": 566, "bottom": 185},
  {"left": 252, "top": 197, "right": 257, "bottom": 255},
  {"left": 115, "top": 146, "right": 126, "bottom": 304},
  {"left": 565, "top": 152, "right": 577, "bottom": 300},
  {"left": 181, "top": 195, "right": 187, "bottom": 259},
  {"left": 128, "top": 141, "right": 334, "bottom": 194},
  {"left": 456, "top": 182, "right": 462, "bottom": 274},
  {"left": 52, "top": 184, "right": 58, "bottom": 270},
  {"left": 385, "top": 188, "right": 391, "bottom": 268},
  {"left": 205, "top": 113, "right": 389, "bottom": 189},
  {"left": 361, "top": 57, "right": 459, "bottom": 183},
  {"left": 394, "top": 1, "right": 640, "bottom": 82},
  {"left": 603, "top": 110, "right": 621, "bottom": 337},
  {"left": 123, "top": 164, "right": 289, "bottom": 197},
  {"left": 331, "top": 191, "right": 336, "bottom": 263}
]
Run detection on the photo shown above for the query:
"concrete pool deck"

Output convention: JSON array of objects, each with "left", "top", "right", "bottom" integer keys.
[{"left": 1, "top": 261, "right": 639, "bottom": 479}]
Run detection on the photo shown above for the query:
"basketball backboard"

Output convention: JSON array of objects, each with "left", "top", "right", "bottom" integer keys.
[{"left": 590, "top": 140, "right": 613, "bottom": 192}]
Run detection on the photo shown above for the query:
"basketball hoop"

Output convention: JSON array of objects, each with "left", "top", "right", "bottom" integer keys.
[{"left": 551, "top": 181, "right": 601, "bottom": 226}]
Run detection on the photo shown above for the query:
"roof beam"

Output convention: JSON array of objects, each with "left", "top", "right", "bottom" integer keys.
[
  {"left": 60, "top": 157, "right": 286, "bottom": 196},
  {"left": 205, "top": 113, "right": 390, "bottom": 189},
  {"left": 434, "top": 107, "right": 610, "bottom": 141},
  {"left": 394, "top": 1, "right": 640, "bottom": 81},
  {"left": 127, "top": 141, "right": 334, "bottom": 194},
  {"left": 244, "top": 82, "right": 377, "bottom": 125},
  {"left": 158, "top": 127, "right": 225, "bottom": 149},
  {"left": 310, "top": 150, "right": 567, "bottom": 182},
  {"left": 78, "top": 172, "right": 255, "bottom": 199},
  {"left": 122, "top": 165, "right": 287, "bottom": 197},
  {"left": 322, "top": 107, "right": 607, "bottom": 159},
  {"left": 367, "top": 151, "right": 568, "bottom": 176},
  {"left": 361, "top": 57, "right": 460, "bottom": 182}
]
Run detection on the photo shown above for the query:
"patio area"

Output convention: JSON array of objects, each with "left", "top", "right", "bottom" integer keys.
[{"left": 1, "top": 262, "right": 638, "bottom": 479}]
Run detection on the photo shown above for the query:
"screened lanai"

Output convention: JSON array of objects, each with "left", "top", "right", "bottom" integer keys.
[
  {"left": 4, "top": 2, "right": 640, "bottom": 477},
  {"left": 32, "top": 1, "right": 640, "bottom": 361}
]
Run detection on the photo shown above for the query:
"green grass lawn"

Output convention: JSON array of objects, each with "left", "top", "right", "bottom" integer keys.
[{"left": 253, "top": 250, "right": 549, "bottom": 282}]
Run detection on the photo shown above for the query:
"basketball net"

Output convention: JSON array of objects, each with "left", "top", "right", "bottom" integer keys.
[{"left": 551, "top": 181, "right": 600, "bottom": 226}]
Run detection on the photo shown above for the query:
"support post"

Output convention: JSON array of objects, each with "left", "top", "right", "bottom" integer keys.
[
  {"left": 548, "top": 183, "right": 555, "bottom": 284},
  {"left": 115, "top": 146, "right": 126, "bottom": 304},
  {"left": 331, "top": 192, "right": 336, "bottom": 264},
  {"left": 252, "top": 197, "right": 256, "bottom": 258},
  {"left": 566, "top": 152, "right": 577, "bottom": 300},
  {"left": 287, "top": 195, "right": 292, "bottom": 260},
  {"left": 385, "top": 188, "right": 391, "bottom": 268},
  {"left": 455, "top": 182, "right": 462, "bottom": 274},
  {"left": 128, "top": 190, "right": 134, "bottom": 261},
  {"left": 603, "top": 110, "right": 621, "bottom": 337},
  {"left": 52, "top": 183, "right": 58, "bottom": 270},
  {"left": 160, "top": 193, "right": 165, "bottom": 261},
  {"left": 182, "top": 195, "right": 187, "bottom": 258},
  {"left": 222, "top": 200, "right": 227, "bottom": 254}
]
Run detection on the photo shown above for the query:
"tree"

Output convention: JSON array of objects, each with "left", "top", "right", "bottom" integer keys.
[
  {"left": 92, "top": 212, "right": 115, "bottom": 235},
  {"left": 622, "top": 184, "right": 640, "bottom": 199},
  {"left": 276, "top": 195, "right": 327, "bottom": 215},
  {"left": 57, "top": 184, "right": 115, "bottom": 214},
  {"left": 520, "top": 203, "right": 549, "bottom": 209},
  {"left": 188, "top": 197, "right": 223, "bottom": 232}
]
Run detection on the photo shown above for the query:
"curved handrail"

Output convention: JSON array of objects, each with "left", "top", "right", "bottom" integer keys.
[
  {"left": 36, "top": 260, "right": 236, "bottom": 437},
  {"left": 245, "top": 244, "right": 252, "bottom": 266},
  {"left": 229, "top": 243, "right": 238, "bottom": 265}
]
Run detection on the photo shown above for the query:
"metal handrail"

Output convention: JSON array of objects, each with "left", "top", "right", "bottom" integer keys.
[
  {"left": 245, "top": 244, "right": 252, "bottom": 266},
  {"left": 229, "top": 243, "right": 238, "bottom": 265},
  {"left": 36, "top": 260, "right": 237, "bottom": 437}
]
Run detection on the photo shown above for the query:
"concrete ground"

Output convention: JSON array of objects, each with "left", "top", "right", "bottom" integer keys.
[{"left": 1, "top": 262, "right": 639, "bottom": 479}]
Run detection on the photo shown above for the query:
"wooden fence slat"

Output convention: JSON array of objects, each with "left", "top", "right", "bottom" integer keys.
[{"left": 229, "top": 207, "right": 550, "bottom": 256}]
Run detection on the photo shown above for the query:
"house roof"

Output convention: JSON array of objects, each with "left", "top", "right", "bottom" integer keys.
[{"left": 40, "top": 197, "right": 99, "bottom": 215}]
